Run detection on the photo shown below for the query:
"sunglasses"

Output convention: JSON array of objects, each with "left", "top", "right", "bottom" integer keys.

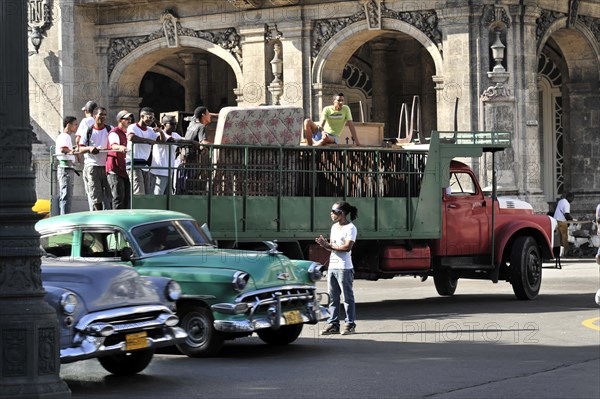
[{"left": 331, "top": 208, "right": 343, "bottom": 215}]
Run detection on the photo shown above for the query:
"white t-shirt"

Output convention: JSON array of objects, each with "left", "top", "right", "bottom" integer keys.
[
  {"left": 79, "top": 126, "right": 109, "bottom": 166},
  {"left": 126, "top": 123, "right": 159, "bottom": 162},
  {"left": 151, "top": 132, "right": 182, "bottom": 177},
  {"left": 55, "top": 132, "right": 76, "bottom": 163},
  {"left": 553, "top": 198, "right": 571, "bottom": 222},
  {"left": 328, "top": 222, "right": 357, "bottom": 270},
  {"left": 75, "top": 116, "right": 95, "bottom": 139}
]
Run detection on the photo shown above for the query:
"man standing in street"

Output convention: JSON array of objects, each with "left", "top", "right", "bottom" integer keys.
[
  {"left": 78, "top": 107, "right": 112, "bottom": 211},
  {"left": 126, "top": 107, "right": 161, "bottom": 194},
  {"left": 553, "top": 192, "right": 575, "bottom": 257},
  {"left": 107, "top": 110, "right": 133, "bottom": 209},
  {"left": 75, "top": 100, "right": 97, "bottom": 210},
  {"left": 304, "top": 93, "right": 361, "bottom": 146},
  {"left": 55, "top": 116, "right": 78, "bottom": 214}
]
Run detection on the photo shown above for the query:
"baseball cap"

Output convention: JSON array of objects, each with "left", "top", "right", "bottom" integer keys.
[
  {"left": 116, "top": 110, "right": 133, "bottom": 121},
  {"left": 81, "top": 101, "right": 97, "bottom": 113}
]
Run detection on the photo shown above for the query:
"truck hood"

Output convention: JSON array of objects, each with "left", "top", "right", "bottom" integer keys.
[
  {"left": 42, "top": 261, "right": 162, "bottom": 313},
  {"left": 139, "top": 246, "right": 309, "bottom": 288}
]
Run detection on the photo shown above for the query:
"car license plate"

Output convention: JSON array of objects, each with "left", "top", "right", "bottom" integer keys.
[
  {"left": 283, "top": 310, "right": 303, "bottom": 325},
  {"left": 125, "top": 331, "right": 148, "bottom": 351}
]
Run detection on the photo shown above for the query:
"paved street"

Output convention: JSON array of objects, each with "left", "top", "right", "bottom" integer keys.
[{"left": 61, "top": 259, "right": 600, "bottom": 399}]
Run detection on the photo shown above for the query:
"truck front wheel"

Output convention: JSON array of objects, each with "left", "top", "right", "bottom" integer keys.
[
  {"left": 510, "top": 236, "right": 542, "bottom": 300},
  {"left": 434, "top": 271, "right": 458, "bottom": 296}
]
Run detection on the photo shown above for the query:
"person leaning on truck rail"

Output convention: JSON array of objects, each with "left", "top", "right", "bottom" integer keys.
[
  {"left": 553, "top": 192, "right": 575, "bottom": 257},
  {"left": 304, "top": 93, "right": 361, "bottom": 146},
  {"left": 316, "top": 200, "right": 358, "bottom": 336}
]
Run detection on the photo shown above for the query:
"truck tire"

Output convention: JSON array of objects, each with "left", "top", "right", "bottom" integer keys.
[
  {"left": 177, "top": 307, "right": 224, "bottom": 357},
  {"left": 510, "top": 236, "right": 542, "bottom": 300},
  {"left": 257, "top": 324, "right": 303, "bottom": 346},
  {"left": 433, "top": 271, "right": 458, "bottom": 296},
  {"left": 97, "top": 349, "right": 154, "bottom": 375}
]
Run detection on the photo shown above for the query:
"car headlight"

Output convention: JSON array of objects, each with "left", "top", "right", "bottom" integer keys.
[
  {"left": 232, "top": 271, "right": 249, "bottom": 292},
  {"left": 60, "top": 292, "right": 78, "bottom": 315},
  {"left": 165, "top": 280, "right": 182, "bottom": 301},
  {"left": 308, "top": 262, "right": 324, "bottom": 282}
]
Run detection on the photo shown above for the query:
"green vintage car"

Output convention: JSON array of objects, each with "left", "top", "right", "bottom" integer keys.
[{"left": 36, "top": 210, "right": 328, "bottom": 357}]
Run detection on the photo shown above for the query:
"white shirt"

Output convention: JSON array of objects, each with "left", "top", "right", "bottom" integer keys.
[
  {"left": 55, "top": 132, "right": 76, "bottom": 163},
  {"left": 328, "top": 222, "right": 357, "bottom": 270},
  {"left": 79, "top": 126, "right": 109, "bottom": 166},
  {"left": 553, "top": 198, "right": 571, "bottom": 222},
  {"left": 75, "top": 116, "right": 94, "bottom": 139},
  {"left": 151, "top": 132, "right": 182, "bottom": 176},
  {"left": 126, "top": 123, "right": 159, "bottom": 162}
]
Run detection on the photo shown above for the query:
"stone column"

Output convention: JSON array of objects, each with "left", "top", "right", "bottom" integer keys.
[
  {"left": 0, "top": 0, "right": 71, "bottom": 397},
  {"left": 277, "top": 22, "right": 306, "bottom": 107},
  {"left": 370, "top": 40, "right": 392, "bottom": 135},
  {"left": 180, "top": 53, "right": 200, "bottom": 113},
  {"left": 198, "top": 55, "right": 209, "bottom": 107},
  {"left": 238, "top": 26, "right": 268, "bottom": 106}
]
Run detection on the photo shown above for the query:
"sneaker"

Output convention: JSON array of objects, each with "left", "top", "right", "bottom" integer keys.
[
  {"left": 320, "top": 324, "right": 340, "bottom": 335},
  {"left": 341, "top": 323, "right": 356, "bottom": 335}
]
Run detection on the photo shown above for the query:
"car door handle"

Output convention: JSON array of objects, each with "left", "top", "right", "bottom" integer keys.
[{"left": 447, "top": 204, "right": 457, "bottom": 208}]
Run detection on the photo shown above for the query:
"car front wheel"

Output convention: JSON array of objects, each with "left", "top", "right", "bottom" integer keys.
[
  {"left": 97, "top": 349, "right": 154, "bottom": 375},
  {"left": 257, "top": 324, "right": 303, "bottom": 346},
  {"left": 177, "top": 306, "right": 224, "bottom": 357}
]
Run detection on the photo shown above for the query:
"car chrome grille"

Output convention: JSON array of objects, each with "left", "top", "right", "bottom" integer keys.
[
  {"left": 75, "top": 305, "right": 172, "bottom": 333},
  {"left": 238, "top": 286, "right": 316, "bottom": 312}
]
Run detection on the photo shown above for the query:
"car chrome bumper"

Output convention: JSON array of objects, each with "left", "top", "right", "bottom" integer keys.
[
  {"left": 61, "top": 310, "right": 187, "bottom": 363},
  {"left": 213, "top": 290, "right": 329, "bottom": 333}
]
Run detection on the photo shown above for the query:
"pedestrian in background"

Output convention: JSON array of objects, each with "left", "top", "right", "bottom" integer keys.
[
  {"left": 107, "top": 110, "right": 133, "bottom": 209},
  {"left": 553, "top": 192, "right": 575, "bottom": 257},
  {"left": 75, "top": 100, "right": 97, "bottom": 210},
  {"left": 55, "top": 116, "right": 78, "bottom": 214},
  {"left": 316, "top": 200, "right": 358, "bottom": 335},
  {"left": 126, "top": 107, "right": 161, "bottom": 195}
]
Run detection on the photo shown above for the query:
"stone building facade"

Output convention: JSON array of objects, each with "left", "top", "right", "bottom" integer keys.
[{"left": 28, "top": 0, "right": 599, "bottom": 214}]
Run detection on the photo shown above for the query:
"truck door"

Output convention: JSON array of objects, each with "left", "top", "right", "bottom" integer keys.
[{"left": 444, "top": 171, "right": 489, "bottom": 255}]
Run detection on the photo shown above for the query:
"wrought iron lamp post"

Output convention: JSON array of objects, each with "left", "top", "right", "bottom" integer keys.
[{"left": 0, "top": 0, "right": 70, "bottom": 397}]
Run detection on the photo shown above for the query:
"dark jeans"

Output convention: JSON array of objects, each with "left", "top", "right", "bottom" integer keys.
[{"left": 107, "top": 173, "right": 131, "bottom": 209}]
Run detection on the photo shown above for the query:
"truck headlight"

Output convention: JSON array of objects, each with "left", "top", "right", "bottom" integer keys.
[
  {"left": 308, "top": 262, "right": 324, "bottom": 282},
  {"left": 60, "top": 292, "right": 78, "bottom": 315},
  {"left": 165, "top": 280, "right": 182, "bottom": 301},
  {"left": 232, "top": 271, "right": 249, "bottom": 292}
]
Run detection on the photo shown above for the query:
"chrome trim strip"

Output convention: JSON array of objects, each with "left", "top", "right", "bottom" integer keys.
[{"left": 75, "top": 305, "right": 172, "bottom": 331}]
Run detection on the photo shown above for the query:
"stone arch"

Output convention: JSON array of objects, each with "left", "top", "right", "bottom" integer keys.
[
  {"left": 536, "top": 18, "right": 600, "bottom": 83},
  {"left": 312, "top": 18, "right": 443, "bottom": 86},
  {"left": 108, "top": 36, "right": 243, "bottom": 102},
  {"left": 149, "top": 65, "right": 185, "bottom": 87}
]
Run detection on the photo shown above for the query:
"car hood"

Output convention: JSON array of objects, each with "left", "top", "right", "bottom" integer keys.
[
  {"left": 42, "top": 260, "right": 163, "bottom": 313},
  {"left": 139, "top": 247, "right": 309, "bottom": 288}
]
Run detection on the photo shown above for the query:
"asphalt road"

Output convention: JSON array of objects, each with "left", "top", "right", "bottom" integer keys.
[{"left": 61, "top": 259, "right": 600, "bottom": 399}]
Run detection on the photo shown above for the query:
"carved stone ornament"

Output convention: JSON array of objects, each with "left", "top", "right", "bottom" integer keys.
[
  {"left": 481, "top": 83, "right": 512, "bottom": 101},
  {"left": 536, "top": 9, "right": 566, "bottom": 44},
  {"left": 568, "top": 0, "right": 580, "bottom": 28},
  {"left": 228, "top": 0, "right": 263, "bottom": 8},
  {"left": 108, "top": 25, "right": 243, "bottom": 77},
  {"left": 27, "top": 0, "right": 53, "bottom": 54},
  {"left": 312, "top": 4, "right": 442, "bottom": 58},
  {"left": 482, "top": 5, "right": 512, "bottom": 28},
  {"left": 265, "top": 23, "right": 283, "bottom": 42},
  {"left": 161, "top": 9, "right": 179, "bottom": 48},
  {"left": 578, "top": 15, "right": 600, "bottom": 45},
  {"left": 361, "top": 0, "right": 382, "bottom": 30}
]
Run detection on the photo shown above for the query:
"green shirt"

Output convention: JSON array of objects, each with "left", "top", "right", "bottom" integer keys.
[{"left": 321, "top": 105, "right": 353, "bottom": 136}]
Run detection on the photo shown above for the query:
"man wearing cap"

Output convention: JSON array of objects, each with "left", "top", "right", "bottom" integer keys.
[
  {"left": 75, "top": 100, "right": 97, "bottom": 210},
  {"left": 78, "top": 106, "right": 112, "bottom": 211},
  {"left": 126, "top": 107, "right": 162, "bottom": 195},
  {"left": 107, "top": 111, "right": 133, "bottom": 209}
]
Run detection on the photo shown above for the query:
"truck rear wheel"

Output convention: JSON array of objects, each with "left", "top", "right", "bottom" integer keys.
[
  {"left": 510, "top": 236, "right": 542, "bottom": 300},
  {"left": 433, "top": 271, "right": 458, "bottom": 296}
]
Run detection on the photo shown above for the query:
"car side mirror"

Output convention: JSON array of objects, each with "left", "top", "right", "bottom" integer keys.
[{"left": 121, "top": 247, "right": 134, "bottom": 261}]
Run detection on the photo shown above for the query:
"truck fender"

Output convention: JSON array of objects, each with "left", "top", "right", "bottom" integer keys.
[{"left": 494, "top": 217, "right": 555, "bottom": 262}]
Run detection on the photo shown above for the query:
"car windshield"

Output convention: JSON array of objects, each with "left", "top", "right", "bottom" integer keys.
[{"left": 132, "top": 219, "right": 210, "bottom": 254}]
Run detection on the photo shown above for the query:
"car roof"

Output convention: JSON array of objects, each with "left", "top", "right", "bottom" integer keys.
[{"left": 36, "top": 209, "right": 195, "bottom": 232}]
